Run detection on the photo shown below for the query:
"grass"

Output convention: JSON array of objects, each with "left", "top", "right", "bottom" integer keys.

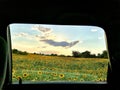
[{"left": 12, "top": 53, "right": 109, "bottom": 83}]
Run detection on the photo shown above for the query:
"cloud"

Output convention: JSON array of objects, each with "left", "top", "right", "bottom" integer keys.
[
  {"left": 32, "top": 25, "right": 52, "bottom": 33},
  {"left": 32, "top": 25, "right": 80, "bottom": 48},
  {"left": 15, "top": 32, "right": 28, "bottom": 37},
  {"left": 91, "top": 29, "right": 98, "bottom": 32},
  {"left": 37, "top": 46, "right": 47, "bottom": 48},
  {"left": 35, "top": 35, "right": 47, "bottom": 40},
  {"left": 14, "top": 32, "right": 40, "bottom": 41},
  {"left": 40, "top": 39, "right": 79, "bottom": 48},
  {"left": 32, "top": 25, "right": 56, "bottom": 40}
]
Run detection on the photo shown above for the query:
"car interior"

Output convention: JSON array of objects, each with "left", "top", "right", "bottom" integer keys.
[{"left": 0, "top": 0, "right": 120, "bottom": 90}]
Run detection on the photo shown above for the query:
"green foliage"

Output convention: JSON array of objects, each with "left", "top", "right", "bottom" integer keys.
[
  {"left": 12, "top": 49, "right": 28, "bottom": 55},
  {"left": 72, "top": 51, "right": 80, "bottom": 57},
  {"left": 81, "top": 51, "right": 91, "bottom": 58},
  {"left": 50, "top": 54, "right": 58, "bottom": 56},
  {"left": 12, "top": 48, "right": 108, "bottom": 58},
  {"left": 72, "top": 50, "right": 108, "bottom": 58},
  {"left": 100, "top": 50, "right": 108, "bottom": 58},
  {"left": 72, "top": 50, "right": 96, "bottom": 58}
]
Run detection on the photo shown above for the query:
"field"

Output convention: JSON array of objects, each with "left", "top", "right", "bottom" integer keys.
[{"left": 12, "top": 54, "right": 109, "bottom": 83}]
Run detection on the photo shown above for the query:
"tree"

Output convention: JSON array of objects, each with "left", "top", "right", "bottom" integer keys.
[
  {"left": 72, "top": 50, "right": 108, "bottom": 58},
  {"left": 51, "top": 54, "right": 57, "bottom": 56},
  {"left": 81, "top": 51, "right": 91, "bottom": 58},
  {"left": 97, "top": 53, "right": 101, "bottom": 58},
  {"left": 12, "top": 49, "right": 19, "bottom": 54},
  {"left": 59, "top": 54, "right": 65, "bottom": 57},
  {"left": 72, "top": 51, "right": 80, "bottom": 57},
  {"left": 101, "top": 50, "right": 108, "bottom": 58},
  {"left": 12, "top": 49, "right": 28, "bottom": 55},
  {"left": 90, "top": 54, "right": 96, "bottom": 58}
]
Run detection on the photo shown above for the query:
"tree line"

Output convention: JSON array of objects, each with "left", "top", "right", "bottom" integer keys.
[
  {"left": 72, "top": 50, "right": 108, "bottom": 58},
  {"left": 12, "top": 49, "right": 108, "bottom": 58},
  {"left": 12, "top": 49, "right": 28, "bottom": 55}
]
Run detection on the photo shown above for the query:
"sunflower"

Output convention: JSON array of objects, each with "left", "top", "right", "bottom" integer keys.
[
  {"left": 73, "top": 77, "right": 78, "bottom": 81},
  {"left": 52, "top": 72, "right": 57, "bottom": 76},
  {"left": 38, "top": 71, "right": 42, "bottom": 75},
  {"left": 17, "top": 76, "right": 22, "bottom": 80},
  {"left": 96, "top": 78, "right": 104, "bottom": 82},
  {"left": 59, "top": 74, "right": 65, "bottom": 78},
  {"left": 23, "top": 73, "right": 28, "bottom": 78}
]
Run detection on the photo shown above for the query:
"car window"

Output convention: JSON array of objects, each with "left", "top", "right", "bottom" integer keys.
[{"left": 9, "top": 23, "right": 109, "bottom": 84}]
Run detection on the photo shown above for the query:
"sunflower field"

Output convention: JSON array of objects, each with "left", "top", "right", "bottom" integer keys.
[{"left": 12, "top": 54, "right": 109, "bottom": 83}]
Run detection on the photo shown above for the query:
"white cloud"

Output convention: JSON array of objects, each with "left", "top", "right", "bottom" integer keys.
[
  {"left": 14, "top": 32, "right": 39, "bottom": 41},
  {"left": 15, "top": 32, "right": 29, "bottom": 37},
  {"left": 31, "top": 25, "right": 52, "bottom": 34},
  {"left": 32, "top": 25, "right": 57, "bottom": 40},
  {"left": 32, "top": 25, "right": 80, "bottom": 48}
]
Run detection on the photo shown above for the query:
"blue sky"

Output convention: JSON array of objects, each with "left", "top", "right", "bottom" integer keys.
[{"left": 10, "top": 24, "right": 107, "bottom": 56}]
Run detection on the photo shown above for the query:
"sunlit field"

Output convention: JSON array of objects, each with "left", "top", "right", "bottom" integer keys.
[{"left": 12, "top": 54, "right": 109, "bottom": 83}]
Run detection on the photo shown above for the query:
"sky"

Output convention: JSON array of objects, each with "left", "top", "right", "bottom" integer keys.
[{"left": 10, "top": 23, "right": 107, "bottom": 56}]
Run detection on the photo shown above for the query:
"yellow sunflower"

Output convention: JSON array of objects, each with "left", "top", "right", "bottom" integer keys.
[
  {"left": 38, "top": 71, "right": 42, "bottom": 75},
  {"left": 73, "top": 77, "right": 78, "bottom": 81},
  {"left": 52, "top": 73, "right": 57, "bottom": 76},
  {"left": 17, "top": 76, "right": 22, "bottom": 80},
  {"left": 23, "top": 73, "right": 28, "bottom": 78},
  {"left": 59, "top": 74, "right": 65, "bottom": 78}
]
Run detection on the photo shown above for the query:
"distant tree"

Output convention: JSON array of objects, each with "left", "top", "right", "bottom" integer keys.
[
  {"left": 100, "top": 50, "right": 108, "bottom": 58},
  {"left": 12, "top": 49, "right": 28, "bottom": 55},
  {"left": 72, "top": 51, "right": 80, "bottom": 57},
  {"left": 67, "top": 55, "right": 71, "bottom": 57},
  {"left": 33, "top": 52, "right": 36, "bottom": 54},
  {"left": 51, "top": 54, "right": 57, "bottom": 56},
  {"left": 72, "top": 50, "right": 92, "bottom": 58},
  {"left": 59, "top": 54, "right": 65, "bottom": 57},
  {"left": 90, "top": 54, "right": 96, "bottom": 58},
  {"left": 12, "top": 49, "right": 19, "bottom": 54},
  {"left": 39, "top": 53, "right": 44, "bottom": 55},
  {"left": 72, "top": 50, "right": 108, "bottom": 58},
  {"left": 97, "top": 53, "right": 101, "bottom": 58},
  {"left": 81, "top": 51, "right": 91, "bottom": 58},
  {"left": 20, "top": 51, "right": 28, "bottom": 55}
]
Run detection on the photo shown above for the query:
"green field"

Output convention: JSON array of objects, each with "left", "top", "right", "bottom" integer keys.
[{"left": 12, "top": 54, "right": 109, "bottom": 83}]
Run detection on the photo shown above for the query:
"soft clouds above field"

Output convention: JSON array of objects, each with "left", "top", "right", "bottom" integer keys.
[
  {"left": 31, "top": 25, "right": 79, "bottom": 48},
  {"left": 10, "top": 24, "right": 107, "bottom": 55}
]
